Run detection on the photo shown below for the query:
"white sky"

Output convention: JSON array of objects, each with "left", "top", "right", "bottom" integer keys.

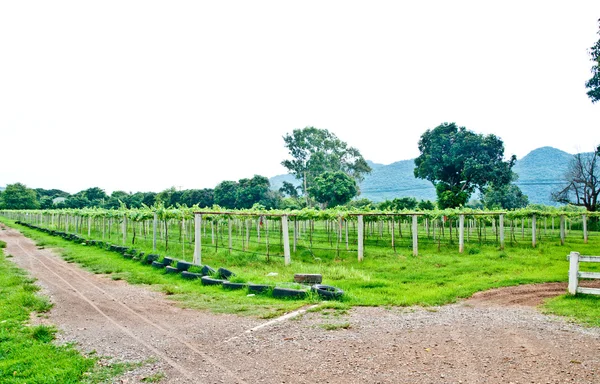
[{"left": 1, "top": 1, "right": 599, "bottom": 194}]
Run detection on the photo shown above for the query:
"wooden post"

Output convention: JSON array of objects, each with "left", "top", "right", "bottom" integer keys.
[
  {"left": 391, "top": 217, "right": 396, "bottom": 251},
  {"left": 282, "top": 215, "right": 291, "bottom": 266},
  {"left": 412, "top": 215, "right": 418, "bottom": 256},
  {"left": 228, "top": 218, "right": 233, "bottom": 252},
  {"left": 560, "top": 215, "right": 566, "bottom": 246},
  {"left": 293, "top": 219, "right": 297, "bottom": 253},
  {"left": 583, "top": 214, "right": 588, "bottom": 244},
  {"left": 458, "top": 214, "right": 465, "bottom": 253},
  {"left": 122, "top": 216, "right": 127, "bottom": 245},
  {"left": 87, "top": 217, "right": 92, "bottom": 237},
  {"left": 152, "top": 213, "right": 157, "bottom": 252},
  {"left": 357, "top": 215, "right": 364, "bottom": 261},
  {"left": 194, "top": 214, "right": 202, "bottom": 265},
  {"left": 499, "top": 214, "right": 505, "bottom": 250},
  {"left": 531, "top": 214, "right": 536, "bottom": 248},
  {"left": 568, "top": 251, "right": 579, "bottom": 295}
]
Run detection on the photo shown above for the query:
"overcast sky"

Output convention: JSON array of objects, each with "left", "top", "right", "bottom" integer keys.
[{"left": 1, "top": 1, "right": 599, "bottom": 194}]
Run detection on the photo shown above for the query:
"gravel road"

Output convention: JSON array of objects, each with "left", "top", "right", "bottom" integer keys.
[{"left": 1, "top": 224, "right": 599, "bottom": 384}]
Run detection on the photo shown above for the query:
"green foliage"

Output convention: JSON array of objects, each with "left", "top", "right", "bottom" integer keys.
[
  {"left": 586, "top": 18, "right": 600, "bottom": 103},
  {"left": 214, "top": 181, "right": 239, "bottom": 208},
  {"left": 378, "top": 197, "right": 418, "bottom": 211},
  {"left": 279, "top": 181, "right": 300, "bottom": 198},
  {"left": 214, "top": 175, "right": 279, "bottom": 209},
  {"left": 544, "top": 294, "right": 600, "bottom": 327},
  {"left": 0, "top": 183, "right": 40, "bottom": 210},
  {"left": 281, "top": 127, "right": 371, "bottom": 199},
  {"left": 0, "top": 251, "right": 95, "bottom": 383},
  {"left": 414, "top": 122, "right": 516, "bottom": 208},
  {"left": 482, "top": 183, "right": 529, "bottom": 210},
  {"left": 308, "top": 171, "right": 358, "bottom": 208},
  {"left": 417, "top": 200, "right": 435, "bottom": 210}
]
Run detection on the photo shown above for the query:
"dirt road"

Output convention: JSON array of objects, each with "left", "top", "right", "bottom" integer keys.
[{"left": 1, "top": 224, "right": 599, "bottom": 383}]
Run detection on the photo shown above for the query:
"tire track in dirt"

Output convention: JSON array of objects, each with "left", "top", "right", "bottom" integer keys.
[
  {"left": 15, "top": 238, "right": 250, "bottom": 384},
  {"left": 1, "top": 225, "right": 255, "bottom": 383},
  {"left": 15, "top": 239, "right": 198, "bottom": 382}
]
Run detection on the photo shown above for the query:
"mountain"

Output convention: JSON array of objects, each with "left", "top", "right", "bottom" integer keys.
[
  {"left": 512, "top": 146, "right": 572, "bottom": 206},
  {"left": 270, "top": 146, "right": 575, "bottom": 205}
]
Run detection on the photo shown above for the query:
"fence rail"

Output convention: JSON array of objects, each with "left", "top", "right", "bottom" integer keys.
[{"left": 568, "top": 251, "right": 600, "bottom": 296}]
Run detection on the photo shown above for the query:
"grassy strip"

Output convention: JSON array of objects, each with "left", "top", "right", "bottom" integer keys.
[
  {"left": 542, "top": 294, "right": 600, "bottom": 327},
  {"left": 4, "top": 219, "right": 600, "bottom": 328},
  {"left": 0, "top": 241, "right": 95, "bottom": 383}
]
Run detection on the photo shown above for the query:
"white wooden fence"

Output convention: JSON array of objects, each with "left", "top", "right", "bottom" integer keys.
[{"left": 568, "top": 251, "right": 600, "bottom": 295}]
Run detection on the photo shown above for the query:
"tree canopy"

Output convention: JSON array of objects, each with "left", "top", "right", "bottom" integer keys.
[
  {"left": 586, "top": 19, "right": 600, "bottom": 103},
  {"left": 281, "top": 127, "right": 371, "bottom": 202},
  {"left": 414, "top": 122, "right": 516, "bottom": 209},
  {"left": 308, "top": 171, "right": 358, "bottom": 208},
  {"left": 0, "top": 183, "right": 40, "bottom": 209}
]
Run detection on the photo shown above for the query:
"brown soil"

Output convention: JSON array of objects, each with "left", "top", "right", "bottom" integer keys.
[{"left": 1, "top": 224, "right": 599, "bottom": 384}]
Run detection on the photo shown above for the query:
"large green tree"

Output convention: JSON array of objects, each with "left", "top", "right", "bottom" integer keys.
[
  {"left": 308, "top": 171, "right": 358, "bottom": 208},
  {"left": 414, "top": 123, "right": 516, "bottom": 209},
  {"left": 214, "top": 181, "right": 239, "bottom": 209},
  {"left": 0, "top": 183, "right": 40, "bottom": 209},
  {"left": 281, "top": 127, "right": 371, "bottom": 203},
  {"left": 586, "top": 18, "right": 600, "bottom": 103}
]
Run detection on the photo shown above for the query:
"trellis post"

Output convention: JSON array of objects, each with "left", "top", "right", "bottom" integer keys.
[
  {"left": 152, "top": 213, "right": 158, "bottom": 252},
  {"left": 560, "top": 215, "right": 566, "bottom": 245},
  {"left": 228, "top": 218, "right": 233, "bottom": 252},
  {"left": 122, "top": 215, "right": 127, "bottom": 245},
  {"left": 458, "top": 214, "right": 465, "bottom": 253},
  {"left": 282, "top": 215, "right": 291, "bottom": 265},
  {"left": 194, "top": 214, "right": 202, "bottom": 265},
  {"left": 499, "top": 214, "right": 505, "bottom": 250},
  {"left": 583, "top": 214, "right": 588, "bottom": 244},
  {"left": 531, "top": 214, "right": 536, "bottom": 248},
  {"left": 412, "top": 215, "right": 418, "bottom": 256},
  {"left": 357, "top": 215, "right": 364, "bottom": 261}
]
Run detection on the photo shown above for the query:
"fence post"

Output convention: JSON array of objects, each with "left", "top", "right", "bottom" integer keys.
[
  {"left": 228, "top": 218, "right": 233, "bottom": 252},
  {"left": 194, "top": 214, "right": 202, "bottom": 265},
  {"left": 560, "top": 215, "right": 566, "bottom": 246},
  {"left": 122, "top": 215, "right": 127, "bottom": 245},
  {"left": 357, "top": 215, "right": 364, "bottom": 261},
  {"left": 412, "top": 215, "right": 418, "bottom": 256},
  {"left": 531, "top": 214, "right": 536, "bottom": 248},
  {"left": 568, "top": 251, "right": 580, "bottom": 295},
  {"left": 153, "top": 213, "right": 158, "bottom": 252},
  {"left": 459, "top": 214, "right": 465, "bottom": 253},
  {"left": 499, "top": 214, "right": 505, "bottom": 250},
  {"left": 583, "top": 214, "right": 588, "bottom": 244},
  {"left": 282, "top": 215, "right": 291, "bottom": 266}
]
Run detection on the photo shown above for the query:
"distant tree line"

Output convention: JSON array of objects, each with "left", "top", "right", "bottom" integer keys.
[{"left": 5, "top": 124, "right": 596, "bottom": 213}]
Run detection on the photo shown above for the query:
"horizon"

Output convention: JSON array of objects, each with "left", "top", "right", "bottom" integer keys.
[{"left": 1, "top": 145, "right": 579, "bottom": 195}]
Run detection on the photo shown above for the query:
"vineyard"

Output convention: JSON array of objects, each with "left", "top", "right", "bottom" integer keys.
[
  {"left": 2, "top": 206, "right": 598, "bottom": 266},
  {"left": 2, "top": 206, "right": 600, "bottom": 308}
]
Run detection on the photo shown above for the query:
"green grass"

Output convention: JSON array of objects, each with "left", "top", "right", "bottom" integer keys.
[
  {"left": 3, "top": 217, "right": 600, "bottom": 328},
  {"left": 0, "top": 229, "right": 161, "bottom": 383},
  {"left": 0, "top": 246, "right": 95, "bottom": 383},
  {"left": 319, "top": 321, "right": 351, "bottom": 331},
  {"left": 542, "top": 293, "right": 600, "bottom": 327}
]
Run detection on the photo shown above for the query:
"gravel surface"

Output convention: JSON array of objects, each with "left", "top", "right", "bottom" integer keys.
[{"left": 1, "top": 224, "right": 600, "bottom": 384}]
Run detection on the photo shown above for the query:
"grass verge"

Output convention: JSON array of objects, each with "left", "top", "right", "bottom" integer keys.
[
  {"left": 542, "top": 293, "right": 600, "bottom": 327},
  {"left": 0, "top": 244, "right": 94, "bottom": 383}
]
